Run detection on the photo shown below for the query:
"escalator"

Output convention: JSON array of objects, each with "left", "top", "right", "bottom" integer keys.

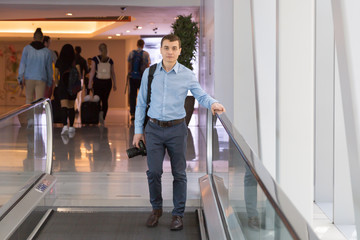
[
  {"left": 11, "top": 209, "right": 202, "bottom": 240},
  {"left": 0, "top": 100, "right": 319, "bottom": 240}
]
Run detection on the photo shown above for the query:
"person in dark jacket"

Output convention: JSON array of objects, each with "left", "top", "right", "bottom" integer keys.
[{"left": 55, "top": 44, "right": 80, "bottom": 138}]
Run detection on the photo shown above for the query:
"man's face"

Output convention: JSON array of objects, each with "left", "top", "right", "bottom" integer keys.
[
  {"left": 160, "top": 40, "right": 181, "bottom": 65},
  {"left": 44, "top": 39, "right": 51, "bottom": 48}
]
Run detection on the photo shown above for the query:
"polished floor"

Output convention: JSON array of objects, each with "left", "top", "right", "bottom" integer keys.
[
  {"left": 0, "top": 106, "right": 349, "bottom": 239},
  {"left": 51, "top": 108, "right": 206, "bottom": 209}
]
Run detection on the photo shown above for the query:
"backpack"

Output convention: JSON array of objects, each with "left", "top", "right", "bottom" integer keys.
[
  {"left": 130, "top": 50, "right": 144, "bottom": 79},
  {"left": 63, "top": 66, "right": 81, "bottom": 96},
  {"left": 96, "top": 56, "right": 111, "bottom": 79}
]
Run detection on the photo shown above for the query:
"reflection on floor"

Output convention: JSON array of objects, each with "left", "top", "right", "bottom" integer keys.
[{"left": 51, "top": 108, "right": 206, "bottom": 209}]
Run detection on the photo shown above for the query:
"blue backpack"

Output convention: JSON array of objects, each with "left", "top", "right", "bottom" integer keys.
[{"left": 130, "top": 50, "right": 144, "bottom": 79}]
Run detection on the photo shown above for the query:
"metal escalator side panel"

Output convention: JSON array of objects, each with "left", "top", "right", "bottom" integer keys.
[
  {"left": 0, "top": 174, "right": 56, "bottom": 240},
  {"left": 199, "top": 175, "right": 227, "bottom": 240},
  {"left": 212, "top": 175, "right": 246, "bottom": 239}
]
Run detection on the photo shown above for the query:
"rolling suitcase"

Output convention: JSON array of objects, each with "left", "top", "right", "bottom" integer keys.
[{"left": 81, "top": 101, "right": 100, "bottom": 125}]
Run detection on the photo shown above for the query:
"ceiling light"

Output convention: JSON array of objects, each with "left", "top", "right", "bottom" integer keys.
[
  {"left": 108, "top": 36, "right": 112, "bottom": 39},
  {"left": 136, "top": 26, "right": 142, "bottom": 29},
  {"left": 126, "top": 30, "right": 130, "bottom": 33},
  {"left": 116, "top": 33, "right": 120, "bottom": 36},
  {"left": 66, "top": 13, "right": 73, "bottom": 16}
]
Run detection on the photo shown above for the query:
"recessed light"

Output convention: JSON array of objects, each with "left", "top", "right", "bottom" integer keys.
[
  {"left": 108, "top": 36, "right": 112, "bottom": 39},
  {"left": 66, "top": 13, "right": 73, "bottom": 16},
  {"left": 126, "top": 30, "right": 131, "bottom": 33},
  {"left": 116, "top": 33, "right": 121, "bottom": 36},
  {"left": 137, "top": 26, "right": 142, "bottom": 29}
]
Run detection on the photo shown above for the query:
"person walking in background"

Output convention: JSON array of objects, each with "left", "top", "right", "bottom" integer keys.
[
  {"left": 132, "top": 34, "right": 225, "bottom": 230},
  {"left": 18, "top": 28, "right": 53, "bottom": 105},
  {"left": 83, "top": 57, "right": 92, "bottom": 95},
  {"left": 74, "top": 46, "right": 89, "bottom": 114},
  {"left": 127, "top": 39, "right": 150, "bottom": 121},
  {"left": 43, "top": 35, "right": 58, "bottom": 99},
  {"left": 88, "top": 43, "right": 117, "bottom": 125},
  {"left": 75, "top": 46, "right": 89, "bottom": 81},
  {"left": 43, "top": 36, "right": 58, "bottom": 64},
  {"left": 55, "top": 44, "right": 80, "bottom": 138}
]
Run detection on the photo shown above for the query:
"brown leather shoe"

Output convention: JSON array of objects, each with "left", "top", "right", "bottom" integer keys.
[
  {"left": 170, "top": 215, "right": 183, "bottom": 231},
  {"left": 146, "top": 209, "right": 163, "bottom": 227}
]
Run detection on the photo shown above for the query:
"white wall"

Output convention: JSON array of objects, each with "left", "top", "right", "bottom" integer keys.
[
  {"left": 201, "top": 0, "right": 260, "bottom": 159},
  {"left": 314, "top": 0, "right": 334, "bottom": 209},
  {"left": 277, "top": 0, "right": 315, "bottom": 222},
  {"left": 332, "top": 0, "right": 360, "bottom": 229},
  {"left": 214, "top": 0, "right": 234, "bottom": 122},
  {"left": 333, "top": 55, "right": 355, "bottom": 224},
  {"left": 252, "top": 0, "right": 276, "bottom": 177},
  {"left": 232, "top": 0, "right": 259, "bottom": 156}
]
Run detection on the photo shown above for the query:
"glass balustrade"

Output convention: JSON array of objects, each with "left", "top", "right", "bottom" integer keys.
[
  {"left": 0, "top": 99, "right": 53, "bottom": 220},
  {"left": 211, "top": 113, "right": 318, "bottom": 240}
]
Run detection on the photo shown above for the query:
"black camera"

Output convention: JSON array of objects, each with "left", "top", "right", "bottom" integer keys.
[{"left": 127, "top": 140, "right": 147, "bottom": 158}]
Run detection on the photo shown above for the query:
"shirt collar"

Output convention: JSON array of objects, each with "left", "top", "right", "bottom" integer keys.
[{"left": 160, "top": 61, "right": 179, "bottom": 74}]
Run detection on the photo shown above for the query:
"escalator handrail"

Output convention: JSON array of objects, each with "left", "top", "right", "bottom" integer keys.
[
  {"left": 215, "top": 113, "right": 319, "bottom": 240},
  {"left": 0, "top": 98, "right": 53, "bottom": 220},
  {"left": 0, "top": 98, "right": 46, "bottom": 122}
]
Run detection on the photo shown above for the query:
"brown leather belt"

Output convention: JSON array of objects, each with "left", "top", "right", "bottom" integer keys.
[{"left": 149, "top": 117, "right": 185, "bottom": 128}]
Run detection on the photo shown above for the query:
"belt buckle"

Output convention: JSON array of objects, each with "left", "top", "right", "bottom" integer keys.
[{"left": 160, "top": 121, "right": 168, "bottom": 127}]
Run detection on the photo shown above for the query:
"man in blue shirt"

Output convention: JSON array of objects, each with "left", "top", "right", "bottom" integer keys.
[{"left": 133, "top": 34, "right": 225, "bottom": 230}]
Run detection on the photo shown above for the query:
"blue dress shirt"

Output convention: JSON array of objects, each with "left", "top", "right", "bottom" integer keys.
[{"left": 135, "top": 61, "right": 218, "bottom": 134}]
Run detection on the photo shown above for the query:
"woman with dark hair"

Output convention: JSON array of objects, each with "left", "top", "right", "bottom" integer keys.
[
  {"left": 55, "top": 44, "right": 80, "bottom": 137},
  {"left": 88, "top": 43, "right": 117, "bottom": 125}
]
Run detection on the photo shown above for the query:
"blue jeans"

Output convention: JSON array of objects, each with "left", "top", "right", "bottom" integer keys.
[{"left": 145, "top": 120, "right": 188, "bottom": 217}]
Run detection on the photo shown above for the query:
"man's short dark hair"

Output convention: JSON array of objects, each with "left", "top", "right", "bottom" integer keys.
[
  {"left": 161, "top": 34, "right": 181, "bottom": 48},
  {"left": 43, "top": 36, "right": 50, "bottom": 44},
  {"left": 75, "top": 46, "right": 81, "bottom": 54},
  {"left": 33, "top": 28, "right": 43, "bottom": 40},
  {"left": 137, "top": 39, "right": 145, "bottom": 48}
]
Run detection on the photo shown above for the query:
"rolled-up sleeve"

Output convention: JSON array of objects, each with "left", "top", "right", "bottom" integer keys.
[{"left": 189, "top": 73, "right": 218, "bottom": 109}]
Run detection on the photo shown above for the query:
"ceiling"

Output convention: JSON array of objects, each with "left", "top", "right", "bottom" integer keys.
[{"left": 0, "top": 3, "right": 199, "bottom": 40}]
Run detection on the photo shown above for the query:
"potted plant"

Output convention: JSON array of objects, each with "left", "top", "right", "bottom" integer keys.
[{"left": 171, "top": 14, "right": 199, "bottom": 126}]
